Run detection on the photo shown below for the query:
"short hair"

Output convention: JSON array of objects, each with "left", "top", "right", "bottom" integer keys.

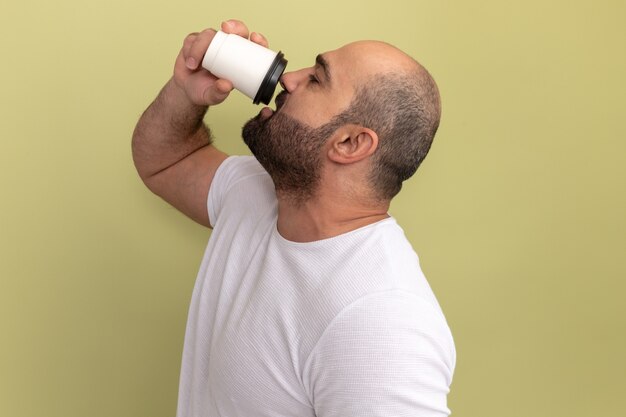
[{"left": 332, "top": 66, "right": 441, "bottom": 200}]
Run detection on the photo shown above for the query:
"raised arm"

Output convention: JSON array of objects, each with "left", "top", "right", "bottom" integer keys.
[{"left": 131, "top": 20, "right": 268, "bottom": 227}]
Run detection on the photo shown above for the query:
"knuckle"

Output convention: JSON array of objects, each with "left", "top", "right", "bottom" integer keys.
[{"left": 183, "top": 33, "right": 197, "bottom": 47}]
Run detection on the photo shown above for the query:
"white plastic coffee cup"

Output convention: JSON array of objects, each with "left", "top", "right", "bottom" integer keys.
[{"left": 201, "top": 31, "right": 288, "bottom": 105}]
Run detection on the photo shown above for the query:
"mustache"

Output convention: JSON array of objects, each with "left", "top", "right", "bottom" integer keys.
[{"left": 274, "top": 90, "right": 288, "bottom": 110}]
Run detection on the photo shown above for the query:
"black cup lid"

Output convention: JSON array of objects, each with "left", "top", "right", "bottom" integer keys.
[{"left": 254, "top": 52, "right": 288, "bottom": 105}]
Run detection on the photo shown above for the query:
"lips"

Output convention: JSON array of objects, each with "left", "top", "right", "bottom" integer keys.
[
  {"left": 259, "top": 91, "right": 287, "bottom": 120},
  {"left": 274, "top": 90, "right": 288, "bottom": 111}
]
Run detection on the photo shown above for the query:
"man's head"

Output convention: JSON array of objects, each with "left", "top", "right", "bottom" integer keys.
[{"left": 242, "top": 40, "right": 441, "bottom": 203}]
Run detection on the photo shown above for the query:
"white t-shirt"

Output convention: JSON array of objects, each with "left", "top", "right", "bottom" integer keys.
[{"left": 176, "top": 156, "right": 456, "bottom": 417}]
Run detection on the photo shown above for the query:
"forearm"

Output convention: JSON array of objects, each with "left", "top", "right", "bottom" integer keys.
[
  {"left": 130, "top": 21, "right": 259, "bottom": 226},
  {"left": 131, "top": 77, "right": 212, "bottom": 182}
]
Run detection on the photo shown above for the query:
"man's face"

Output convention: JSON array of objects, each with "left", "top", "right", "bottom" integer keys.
[
  {"left": 242, "top": 47, "right": 357, "bottom": 199},
  {"left": 272, "top": 48, "right": 356, "bottom": 127}
]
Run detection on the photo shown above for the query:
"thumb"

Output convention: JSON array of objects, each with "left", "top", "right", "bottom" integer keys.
[{"left": 203, "top": 79, "right": 234, "bottom": 105}]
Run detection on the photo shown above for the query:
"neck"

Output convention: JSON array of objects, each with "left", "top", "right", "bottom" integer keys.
[{"left": 275, "top": 190, "right": 390, "bottom": 243}]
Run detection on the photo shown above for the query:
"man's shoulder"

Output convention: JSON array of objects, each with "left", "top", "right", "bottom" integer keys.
[
  {"left": 215, "top": 155, "right": 269, "bottom": 185},
  {"left": 208, "top": 155, "right": 275, "bottom": 227}
]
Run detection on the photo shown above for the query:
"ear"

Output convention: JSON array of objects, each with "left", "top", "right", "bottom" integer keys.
[{"left": 327, "top": 124, "right": 379, "bottom": 165}]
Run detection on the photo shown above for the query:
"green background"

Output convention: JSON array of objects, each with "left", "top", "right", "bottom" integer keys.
[{"left": 1, "top": 1, "right": 624, "bottom": 416}]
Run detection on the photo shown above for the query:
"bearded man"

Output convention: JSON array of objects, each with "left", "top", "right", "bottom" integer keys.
[{"left": 132, "top": 19, "right": 455, "bottom": 417}]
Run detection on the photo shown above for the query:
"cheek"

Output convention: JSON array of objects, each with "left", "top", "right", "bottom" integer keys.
[{"left": 282, "top": 98, "right": 337, "bottom": 128}]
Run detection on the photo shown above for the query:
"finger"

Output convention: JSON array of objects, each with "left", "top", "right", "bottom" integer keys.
[
  {"left": 181, "top": 32, "right": 199, "bottom": 61},
  {"left": 186, "top": 28, "right": 216, "bottom": 70},
  {"left": 221, "top": 19, "right": 250, "bottom": 39},
  {"left": 250, "top": 32, "right": 269, "bottom": 48}
]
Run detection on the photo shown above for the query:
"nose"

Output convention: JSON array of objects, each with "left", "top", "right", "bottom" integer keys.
[{"left": 279, "top": 68, "right": 310, "bottom": 93}]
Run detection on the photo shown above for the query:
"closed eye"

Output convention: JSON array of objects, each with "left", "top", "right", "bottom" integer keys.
[{"left": 308, "top": 74, "right": 320, "bottom": 85}]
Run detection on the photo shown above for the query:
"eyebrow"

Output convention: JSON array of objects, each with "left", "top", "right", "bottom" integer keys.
[{"left": 315, "top": 54, "right": 332, "bottom": 83}]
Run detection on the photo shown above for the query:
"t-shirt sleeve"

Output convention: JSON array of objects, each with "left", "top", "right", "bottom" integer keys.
[
  {"left": 305, "top": 290, "right": 456, "bottom": 417},
  {"left": 207, "top": 155, "right": 272, "bottom": 227}
]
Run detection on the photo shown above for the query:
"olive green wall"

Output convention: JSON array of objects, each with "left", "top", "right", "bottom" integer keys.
[{"left": 1, "top": 1, "right": 624, "bottom": 416}]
